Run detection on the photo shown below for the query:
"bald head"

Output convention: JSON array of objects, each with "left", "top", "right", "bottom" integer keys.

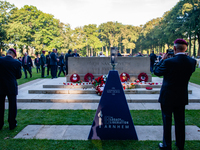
[{"left": 174, "top": 44, "right": 187, "bottom": 52}]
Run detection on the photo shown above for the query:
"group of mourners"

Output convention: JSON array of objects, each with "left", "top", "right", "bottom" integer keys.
[{"left": 17, "top": 49, "right": 79, "bottom": 79}]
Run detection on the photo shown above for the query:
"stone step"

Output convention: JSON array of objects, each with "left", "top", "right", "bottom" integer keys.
[
  {"left": 29, "top": 88, "right": 192, "bottom": 94},
  {"left": 43, "top": 84, "right": 162, "bottom": 89}
]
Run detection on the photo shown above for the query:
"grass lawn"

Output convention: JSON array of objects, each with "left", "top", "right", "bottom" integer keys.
[
  {"left": 0, "top": 110, "right": 200, "bottom": 150},
  {"left": 17, "top": 67, "right": 66, "bottom": 85}
]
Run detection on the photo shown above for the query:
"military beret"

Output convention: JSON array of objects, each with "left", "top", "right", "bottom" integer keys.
[
  {"left": 42, "top": 50, "right": 45, "bottom": 53},
  {"left": 9, "top": 48, "right": 17, "bottom": 57},
  {"left": 174, "top": 39, "right": 188, "bottom": 46}
]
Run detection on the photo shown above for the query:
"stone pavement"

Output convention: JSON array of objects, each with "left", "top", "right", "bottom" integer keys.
[{"left": 14, "top": 125, "right": 200, "bottom": 141}]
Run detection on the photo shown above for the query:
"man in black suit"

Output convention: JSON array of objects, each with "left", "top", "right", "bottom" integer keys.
[
  {"left": 34, "top": 55, "right": 40, "bottom": 73},
  {"left": 154, "top": 39, "right": 196, "bottom": 150},
  {"left": 71, "top": 49, "right": 80, "bottom": 57},
  {"left": 50, "top": 49, "right": 59, "bottom": 79},
  {"left": 40, "top": 51, "right": 46, "bottom": 78},
  {"left": 149, "top": 50, "right": 157, "bottom": 73},
  {"left": 22, "top": 52, "right": 33, "bottom": 78},
  {"left": 46, "top": 51, "right": 51, "bottom": 76},
  {"left": 58, "top": 52, "right": 65, "bottom": 77},
  {"left": 0, "top": 48, "right": 22, "bottom": 130},
  {"left": 65, "top": 50, "right": 72, "bottom": 75}
]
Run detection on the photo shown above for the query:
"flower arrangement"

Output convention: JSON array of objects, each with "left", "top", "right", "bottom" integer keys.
[
  {"left": 120, "top": 72, "right": 130, "bottom": 82},
  {"left": 93, "top": 74, "right": 107, "bottom": 87},
  {"left": 70, "top": 73, "right": 80, "bottom": 83},
  {"left": 138, "top": 72, "right": 148, "bottom": 82},
  {"left": 84, "top": 73, "right": 94, "bottom": 82}
]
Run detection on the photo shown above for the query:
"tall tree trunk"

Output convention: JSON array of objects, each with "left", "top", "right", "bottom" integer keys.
[
  {"left": 193, "top": 35, "right": 196, "bottom": 57},
  {"left": 86, "top": 45, "right": 88, "bottom": 56},
  {"left": 106, "top": 46, "right": 108, "bottom": 56},
  {"left": 197, "top": 33, "right": 200, "bottom": 56},
  {"left": 189, "top": 33, "right": 192, "bottom": 56},
  {"left": 102, "top": 46, "right": 103, "bottom": 53},
  {"left": 91, "top": 47, "right": 93, "bottom": 56},
  {"left": 130, "top": 49, "right": 132, "bottom": 55}
]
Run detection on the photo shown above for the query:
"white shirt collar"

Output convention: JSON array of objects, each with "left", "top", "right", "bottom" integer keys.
[{"left": 175, "top": 52, "right": 186, "bottom": 55}]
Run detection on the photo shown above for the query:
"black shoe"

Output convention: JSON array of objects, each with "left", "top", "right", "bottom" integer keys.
[
  {"left": 175, "top": 143, "right": 183, "bottom": 150},
  {"left": 30, "top": 74, "right": 32, "bottom": 78},
  {"left": 158, "top": 143, "right": 171, "bottom": 150},
  {"left": 9, "top": 124, "right": 17, "bottom": 130},
  {"left": 0, "top": 125, "right": 3, "bottom": 130}
]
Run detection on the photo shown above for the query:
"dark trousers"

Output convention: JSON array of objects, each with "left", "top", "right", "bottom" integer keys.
[
  {"left": 0, "top": 95, "right": 17, "bottom": 129},
  {"left": 161, "top": 104, "right": 185, "bottom": 150},
  {"left": 150, "top": 61, "right": 154, "bottom": 73},
  {"left": 36, "top": 65, "right": 40, "bottom": 73},
  {"left": 65, "top": 65, "right": 68, "bottom": 75},
  {"left": 41, "top": 65, "right": 45, "bottom": 77},
  {"left": 47, "top": 65, "right": 51, "bottom": 76},
  {"left": 51, "top": 65, "right": 57, "bottom": 78},
  {"left": 23, "top": 65, "right": 32, "bottom": 78},
  {"left": 58, "top": 65, "right": 65, "bottom": 76}
]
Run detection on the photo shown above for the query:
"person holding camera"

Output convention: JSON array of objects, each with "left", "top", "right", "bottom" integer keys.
[{"left": 154, "top": 39, "right": 196, "bottom": 150}]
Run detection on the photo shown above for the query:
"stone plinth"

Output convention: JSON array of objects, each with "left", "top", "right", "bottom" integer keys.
[{"left": 67, "top": 57, "right": 152, "bottom": 82}]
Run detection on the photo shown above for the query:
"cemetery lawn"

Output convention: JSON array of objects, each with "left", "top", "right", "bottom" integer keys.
[
  {"left": 0, "top": 110, "right": 200, "bottom": 150},
  {"left": 17, "top": 68, "right": 65, "bottom": 85}
]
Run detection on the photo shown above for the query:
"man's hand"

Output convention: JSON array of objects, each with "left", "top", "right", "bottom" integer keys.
[{"left": 162, "top": 53, "right": 168, "bottom": 60}]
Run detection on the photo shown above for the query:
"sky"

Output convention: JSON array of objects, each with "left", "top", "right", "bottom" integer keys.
[{"left": 6, "top": 0, "right": 180, "bottom": 29}]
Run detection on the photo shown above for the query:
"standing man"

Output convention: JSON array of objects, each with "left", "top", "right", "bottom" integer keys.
[
  {"left": 65, "top": 50, "right": 72, "bottom": 76},
  {"left": 22, "top": 52, "right": 32, "bottom": 79},
  {"left": 72, "top": 49, "right": 80, "bottom": 57},
  {"left": 154, "top": 39, "right": 196, "bottom": 150},
  {"left": 149, "top": 50, "right": 157, "bottom": 73},
  {"left": 0, "top": 48, "right": 22, "bottom": 130},
  {"left": 46, "top": 51, "right": 51, "bottom": 76},
  {"left": 40, "top": 51, "right": 46, "bottom": 78},
  {"left": 50, "top": 49, "right": 59, "bottom": 79},
  {"left": 34, "top": 55, "right": 40, "bottom": 73},
  {"left": 58, "top": 52, "right": 65, "bottom": 77}
]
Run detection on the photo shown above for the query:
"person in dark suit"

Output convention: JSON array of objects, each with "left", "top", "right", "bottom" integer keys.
[
  {"left": 154, "top": 39, "right": 196, "bottom": 150},
  {"left": 117, "top": 50, "right": 122, "bottom": 56},
  {"left": 50, "top": 49, "right": 59, "bottom": 79},
  {"left": 71, "top": 49, "right": 80, "bottom": 57},
  {"left": 58, "top": 52, "right": 65, "bottom": 77},
  {"left": 0, "top": 48, "right": 22, "bottom": 130},
  {"left": 65, "top": 50, "right": 72, "bottom": 75},
  {"left": 22, "top": 52, "right": 33, "bottom": 79},
  {"left": 34, "top": 55, "right": 40, "bottom": 73},
  {"left": 40, "top": 51, "right": 46, "bottom": 78},
  {"left": 149, "top": 50, "right": 157, "bottom": 73},
  {"left": 46, "top": 51, "right": 51, "bottom": 76}
]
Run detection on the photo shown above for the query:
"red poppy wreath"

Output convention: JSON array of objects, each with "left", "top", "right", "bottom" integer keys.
[
  {"left": 84, "top": 73, "right": 94, "bottom": 82},
  {"left": 120, "top": 72, "right": 130, "bottom": 82},
  {"left": 70, "top": 73, "right": 80, "bottom": 83},
  {"left": 138, "top": 72, "right": 148, "bottom": 82}
]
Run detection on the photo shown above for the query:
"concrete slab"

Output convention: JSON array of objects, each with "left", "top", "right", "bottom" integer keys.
[{"left": 14, "top": 125, "right": 200, "bottom": 141}]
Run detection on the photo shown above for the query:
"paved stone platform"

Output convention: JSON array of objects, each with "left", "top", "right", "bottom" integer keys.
[
  {"left": 5, "top": 103, "right": 200, "bottom": 110},
  {"left": 14, "top": 125, "right": 200, "bottom": 141}
]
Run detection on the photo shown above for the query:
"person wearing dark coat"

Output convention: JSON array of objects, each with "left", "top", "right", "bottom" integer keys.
[
  {"left": 40, "top": 51, "right": 46, "bottom": 78},
  {"left": 34, "top": 55, "right": 40, "bottom": 73},
  {"left": 22, "top": 52, "right": 33, "bottom": 79},
  {"left": 58, "top": 53, "right": 65, "bottom": 76},
  {"left": 117, "top": 50, "right": 122, "bottom": 56},
  {"left": 71, "top": 49, "right": 80, "bottom": 57},
  {"left": 0, "top": 48, "right": 22, "bottom": 130},
  {"left": 149, "top": 50, "right": 157, "bottom": 73},
  {"left": 65, "top": 50, "right": 72, "bottom": 75},
  {"left": 154, "top": 39, "right": 196, "bottom": 150},
  {"left": 46, "top": 51, "right": 51, "bottom": 76},
  {"left": 50, "top": 49, "right": 59, "bottom": 79}
]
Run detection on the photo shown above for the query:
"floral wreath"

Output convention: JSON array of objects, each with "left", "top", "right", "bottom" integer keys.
[
  {"left": 120, "top": 72, "right": 130, "bottom": 82},
  {"left": 138, "top": 72, "right": 148, "bottom": 82},
  {"left": 84, "top": 73, "right": 94, "bottom": 82},
  {"left": 70, "top": 73, "right": 80, "bottom": 83}
]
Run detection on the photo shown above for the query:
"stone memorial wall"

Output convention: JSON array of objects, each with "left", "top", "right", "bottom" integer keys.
[{"left": 67, "top": 57, "right": 152, "bottom": 82}]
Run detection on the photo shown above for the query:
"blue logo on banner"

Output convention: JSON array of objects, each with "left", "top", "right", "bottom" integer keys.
[{"left": 88, "top": 70, "right": 138, "bottom": 140}]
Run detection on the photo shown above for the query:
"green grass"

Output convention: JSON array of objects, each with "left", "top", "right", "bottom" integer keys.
[
  {"left": 0, "top": 110, "right": 200, "bottom": 150},
  {"left": 152, "top": 68, "right": 200, "bottom": 85},
  {"left": 17, "top": 67, "right": 66, "bottom": 85}
]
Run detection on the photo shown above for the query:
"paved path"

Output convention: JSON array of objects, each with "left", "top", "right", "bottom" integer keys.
[
  {"left": 5, "top": 102, "right": 200, "bottom": 110},
  {"left": 14, "top": 125, "right": 200, "bottom": 141}
]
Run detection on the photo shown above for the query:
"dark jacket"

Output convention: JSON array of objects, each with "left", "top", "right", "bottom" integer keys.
[
  {"left": 72, "top": 53, "right": 79, "bottom": 57},
  {"left": 0, "top": 56, "right": 22, "bottom": 95},
  {"left": 150, "top": 53, "right": 157, "bottom": 62},
  {"left": 46, "top": 54, "right": 51, "bottom": 65},
  {"left": 34, "top": 58, "right": 40, "bottom": 66},
  {"left": 40, "top": 54, "right": 46, "bottom": 66},
  {"left": 65, "top": 53, "right": 72, "bottom": 66},
  {"left": 58, "top": 55, "right": 64, "bottom": 66},
  {"left": 154, "top": 54, "right": 196, "bottom": 106},
  {"left": 22, "top": 56, "right": 33, "bottom": 67},
  {"left": 50, "top": 52, "right": 57, "bottom": 66}
]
